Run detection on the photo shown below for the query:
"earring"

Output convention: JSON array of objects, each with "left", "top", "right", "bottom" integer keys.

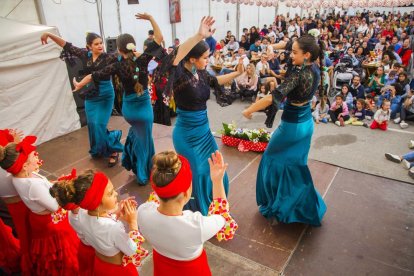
[
  {"left": 97, "top": 206, "right": 100, "bottom": 220},
  {"left": 191, "top": 64, "right": 197, "bottom": 75},
  {"left": 87, "top": 51, "right": 92, "bottom": 58},
  {"left": 302, "top": 58, "right": 308, "bottom": 70}
]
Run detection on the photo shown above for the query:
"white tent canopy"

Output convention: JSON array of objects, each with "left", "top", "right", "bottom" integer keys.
[
  {"left": 0, "top": 18, "right": 80, "bottom": 145},
  {"left": 214, "top": 0, "right": 413, "bottom": 9}
]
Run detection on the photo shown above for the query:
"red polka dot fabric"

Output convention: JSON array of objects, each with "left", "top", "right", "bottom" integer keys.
[{"left": 221, "top": 135, "right": 268, "bottom": 152}]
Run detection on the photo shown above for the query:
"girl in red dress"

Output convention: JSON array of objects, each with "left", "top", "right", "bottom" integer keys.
[
  {"left": 50, "top": 169, "right": 148, "bottom": 276},
  {"left": 0, "top": 136, "right": 79, "bottom": 276}
]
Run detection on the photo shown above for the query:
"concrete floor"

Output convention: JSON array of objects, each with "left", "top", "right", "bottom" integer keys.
[
  {"left": 205, "top": 97, "right": 414, "bottom": 184},
  {"left": 33, "top": 95, "right": 414, "bottom": 275}
]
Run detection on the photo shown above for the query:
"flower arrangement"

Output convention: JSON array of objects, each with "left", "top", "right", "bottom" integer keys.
[{"left": 220, "top": 123, "right": 271, "bottom": 152}]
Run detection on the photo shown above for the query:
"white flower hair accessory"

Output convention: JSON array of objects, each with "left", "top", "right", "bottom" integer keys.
[
  {"left": 308, "top": 29, "right": 320, "bottom": 38},
  {"left": 126, "top": 43, "right": 136, "bottom": 51}
]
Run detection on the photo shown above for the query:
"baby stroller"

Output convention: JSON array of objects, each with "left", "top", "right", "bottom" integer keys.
[{"left": 330, "top": 57, "right": 360, "bottom": 96}]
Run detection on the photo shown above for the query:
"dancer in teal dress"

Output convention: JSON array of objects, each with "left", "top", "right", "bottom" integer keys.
[
  {"left": 74, "top": 13, "right": 165, "bottom": 185},
  {"left": 41, "top": 32, "right": 123, "bottom": 167},
  {"left": 156, "top": 16, "right": 244, "bottom": 215},
  {"left": 243, "top": 35, "right": 327, "bottom": 226}
]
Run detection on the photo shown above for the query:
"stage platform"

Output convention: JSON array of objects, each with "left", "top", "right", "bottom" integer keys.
[{"left": 36, "top": 116, "right": 414, "bottom": 276}]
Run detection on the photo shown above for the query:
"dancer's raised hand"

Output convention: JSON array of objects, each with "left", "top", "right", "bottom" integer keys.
[
  {"left": 208, "top": 150, "right": 228, "bottom": 185},
  {"left": 135, "top": 13, "right": 152, "bottom": 21},
  {"left": 40, "top": 33, "right": 50, "bottom": 45},
  {"left": 198, "top": 16, "right": 216, "bottom": 39},
  {"left": 242, "top": 109, "right": 253, "bottom": 119}
]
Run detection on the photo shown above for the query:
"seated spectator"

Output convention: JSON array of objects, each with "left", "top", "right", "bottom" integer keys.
[
  {"left": 370, "top": 99, "right": 391, "bottom": 131},
  {"left": 338, "top": 84, "right": 353, "bottom": 111},
  {"left": 355, "top": 46, "right": 367, "bottom": 64},
  {"left": 267, "top": 52, "right": 282, "bottom": 78},
  {"left": 226, "top": 35, "right": 239, "bottom": 54},
  {"left": 394, "top": 89, "right": 414, "bottom": 129},
  {"left": 381, "top": 24, "right": 395, "bottom": 40},
  {"left": 236, "top": 63, "right": 258, "bottom": 102},
  {"left": 364, "top": 94, "right": 376, "bottom": 119},
  {"left": 216, "top": 40, "right": 228, "bottom": 56},
  {"left": 366, "top": 66, "right": 386, "bottom": 96},
  {"left": 385, "top": 150, "right": 414, "bottom": 172},
  {"left": 374, "top": 36, "right": 387, "bottom": 52},
  {"left": 312, "top": 95, "right": 330, "bottom": 124},
  {"left": 224, "top": 30, "right": 232, "bottom": 44},
  {"left": 239, "top": 35, "right": 250, "bottom": 51},
  {"left": 349, "top": 75, "right": 365, "bottom": 101},
  {"left": 209, "top": 50, "right": 224, "bottom": 66},
  {"left": 381, "top": 51, "right": 397, "bottom": 73},
  {"left": 397, "top": 39, "right": 413, "bottom": 68},
  {"left": 249, "top": 38, "right": 262, "bottom": 57},
  {"left": 384, "top": 70, "right": 397, "bottom": 86},
  {"left": 329, "top": 94, "right": 350, "bottom": 126},
  {"left": 230, "top": 47, "right": 250, "bottom": 68},
  {"left": 343, "top": 47, "right": 360, "bottom": 67},
  {"left": 396, "top": 71, "right": 411, "bottom": 97},
  {"left": 261, "top": 37, "right": 273, "bottom": 55},
  {"left": 256, "top": 84, "right": 269, "bottom": 103},
  {"left": 391, "top": 36, "right": 402, "bottom": 52},
  {"left": 277, "top": 51, "right": 288, "bottom": 70},
  {"left": 345, "top": 99, "right": 368, "bottom": 127},
  {"left": 255, "top": 54, "right": 278, "bottom": 85}
]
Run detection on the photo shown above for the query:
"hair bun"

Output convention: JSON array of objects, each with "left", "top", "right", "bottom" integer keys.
[{"left": 0, "top": 146, "right": 5, "bottom": 162}]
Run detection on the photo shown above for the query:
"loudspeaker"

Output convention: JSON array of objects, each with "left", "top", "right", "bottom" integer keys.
[{"left": 106, "top": 37, "right": 117, "bottom": 53}]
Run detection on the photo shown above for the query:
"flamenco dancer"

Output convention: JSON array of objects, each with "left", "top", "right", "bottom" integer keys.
[
  {"left": 242, "top": 35, "right": 327, "bottom": 226},
  {"left": 74, "top": 13, "right": 165, "bottom": 185},
  {"left": 0, "top": 136, "right": 79, "bottom": 275},
  {"left": 50, "top": 170, "right": 147, "bottom": 276},
  {"left": 138, "top": 150, "right": 237, "bottom": 275},
  {"left": 157, "top": 16, "right": 244, "bottom": 215},
  {"left": 0, "top": 129, "right": 30, "bottom": 274},
  {"left": 41, "top": 31, "right": 123, "bottom": 167}
]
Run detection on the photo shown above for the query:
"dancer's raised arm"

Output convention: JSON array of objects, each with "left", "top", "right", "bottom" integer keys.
[
  {"left": 135, "top": 13, "right": 164, "bottom": 46},
  {"left": 173, "top": 16, "right": 216, "bottom": 66}
]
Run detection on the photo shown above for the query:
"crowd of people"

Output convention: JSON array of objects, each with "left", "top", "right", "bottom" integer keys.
[
  {"left": 203, "top": 9, "right": 413, "bottom": 130},
  {"left": 0, "top": 8, "right": 413, "bottom": 276}
]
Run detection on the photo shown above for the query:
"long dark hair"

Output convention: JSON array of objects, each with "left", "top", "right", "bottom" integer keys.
[
  {"left": 116, "top": 33, "right": 144, "bottom": 94},
  {"left": 296, "top": 34, "right": 325, "bottom": 96},
  {"left": 86, "top": 32, "right": 101, "bottom": 49},
  {"left": 183, "top": 41, "right": 209, "bottom": 62}
]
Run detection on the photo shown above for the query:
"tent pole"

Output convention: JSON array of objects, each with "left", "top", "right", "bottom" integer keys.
[
  {"left": 236, "top": 1, "right": 240, "bottom": 40},
  {"left": 34, "top": 0, "right": 46, "bottom": 25}
]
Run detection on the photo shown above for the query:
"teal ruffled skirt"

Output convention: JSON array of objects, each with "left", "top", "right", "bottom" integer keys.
[
  {"left": 256, "top": 103, "right": 327, "bottom": 226},
  {"left": 84, "top": 80, "right": 123, "bottom": 158},
  {"left": 121, "top": 91, "right": 155, "bottom": 185},
  {"left": 173, "top": 108, "right": 229, "bottom": 215}
]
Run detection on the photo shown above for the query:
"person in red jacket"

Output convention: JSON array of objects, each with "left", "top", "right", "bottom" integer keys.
[
  {"left": 381, "top": 24, "right": 395, "bottom": 40},
  {"left": 397, "top": 38, "right": 413, "bottom": 67}
]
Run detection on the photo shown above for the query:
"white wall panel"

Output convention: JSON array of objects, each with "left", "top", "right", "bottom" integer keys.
[
  {"left": 0, "top": 0, "right": 39, "bottom": 24},
  {"left": 239, "top": 4, "right": 259, "bottom": 39},
  {"left": 174, "top": 0, "right": 209, "bottom": 47},
  {"left": 209, "top": 1, "right": 237, "bottom": 43}
]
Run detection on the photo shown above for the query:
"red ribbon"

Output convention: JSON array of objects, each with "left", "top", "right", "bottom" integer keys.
[
  {"left": 58, "top": 169, "right": 80, "bottom": 210},
  {"left": 58, "top": 168, "right": 77, "bottom": 181},
  {"left": 150, "top": 155, "right": 192, "bottom": 198},
  {"left": 0, "top": 129, "right": 14, "bottom": 146},
  {"left": 6, "top": 136, "right": 37, "bottom": 175},
  {"left": 79, "top": 172, "right": 108, "bottom": 211}
]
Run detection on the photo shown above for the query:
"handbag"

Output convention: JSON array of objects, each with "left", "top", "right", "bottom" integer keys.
[{"left": 76, "top": 77, "right": 99, "bottom": 100}]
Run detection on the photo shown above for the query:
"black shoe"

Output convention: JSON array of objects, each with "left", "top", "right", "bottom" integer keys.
[{"left": 384, "top": 153, "right": 401, "bottom": 163}]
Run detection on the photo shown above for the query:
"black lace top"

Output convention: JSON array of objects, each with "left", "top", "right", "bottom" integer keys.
[
  {"left": 272, "top": 64, "right": 320, "bottom": 104},
  {"left": 91, "top": 42, "right": 165, "bottom": 94},
  {"left": 62, "top": 43, "right": 117, "bottom": 81},
  {"left": 172, "top": 63, "right": 220, "bottom": 111},
  {"left": 153, "top": 48, "right": 221, "bottom": 111}
]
